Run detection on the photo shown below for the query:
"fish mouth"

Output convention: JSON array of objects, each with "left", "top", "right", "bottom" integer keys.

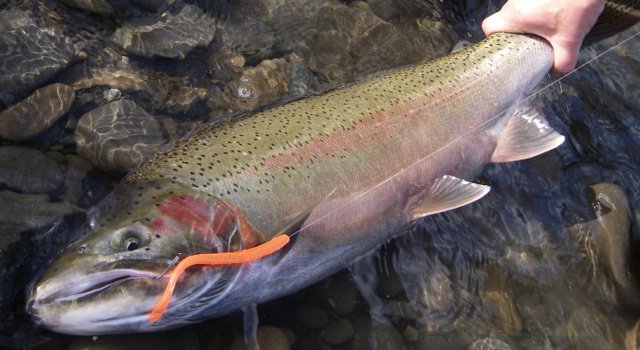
[{"left": 31, "top": 269, "right": 161, "bottom": 305}]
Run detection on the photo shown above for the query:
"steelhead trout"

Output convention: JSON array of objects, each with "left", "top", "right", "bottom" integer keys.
[{"left": 27, "top": 32, "right": 563, "bottom": 334}]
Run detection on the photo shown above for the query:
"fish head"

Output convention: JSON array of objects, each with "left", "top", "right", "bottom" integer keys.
[{"left": 27, "top": 180, "right": 245, "bottom": 335}]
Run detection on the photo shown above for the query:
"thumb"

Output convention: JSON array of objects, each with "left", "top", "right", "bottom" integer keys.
[{"left": 482, "top": 12, "right": 512, "bottom": 36}]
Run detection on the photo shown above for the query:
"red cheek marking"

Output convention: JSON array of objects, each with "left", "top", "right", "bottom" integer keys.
[{"left": 157, "top": 196, "right": 217, "bottom": 241}]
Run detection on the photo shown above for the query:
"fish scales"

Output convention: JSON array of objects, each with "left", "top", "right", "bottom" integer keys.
[
  {"left": 128, "top": 33, "right": 551, "bottom": 237},
  {"left": 29, "top": 33, "right": 560, "bottom": 335}
]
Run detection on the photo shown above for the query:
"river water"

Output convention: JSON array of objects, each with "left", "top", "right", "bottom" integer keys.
[{"left": 0, "top": 0, "right": 639, "bottom": 349}]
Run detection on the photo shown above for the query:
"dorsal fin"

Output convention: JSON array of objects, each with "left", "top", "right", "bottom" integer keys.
[
  {"left": 490, "top": 108, "right": 565, "bottom": 163},
  {"left": 408, "top": 175, "right": 491, "bottom": 219}
]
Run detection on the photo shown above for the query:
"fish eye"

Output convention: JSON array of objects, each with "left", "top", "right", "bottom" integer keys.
[{"left": 124, "top": 237, "right": 140, "bottom": 251}]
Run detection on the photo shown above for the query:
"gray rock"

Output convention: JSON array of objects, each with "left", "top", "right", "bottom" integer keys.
[
  {"left": 468, "top": 337, "right": 512, "bottom": 350},
  {"left": 0, "top": 25, "right": 75, "bottom": 106},
  {"left": 0, "top": 8, "right": 36, "bottom": 31},
  {"left": 371, "top": 323, "right": 407, "bottom": 350},
  {"left": 63, "top": 155, "right": 93, "bottom": 205},
  {"left": 67, "top": 333, "right": 170, "bottom": 350},
  {"left": 149, "top": 74, "right": 207, "bottom": 114},
  {"left": 311, "top": 271, "right": 359, "bottom": 316},
  {"left": 112, "top": 5, "right": 216, "bottom": 59},
  {"left": 59, "top": 0, "right": 115, "bottom": 16},
  {"left": 0, "top": 146, "right": 65, "bottom": 193},
  {"left": 567, "top": 306, "right": 624, "bottom": 350},
  {"left": 128, "top": 0, "right": 176, "bottom": 12},
  {"left": 0, "top": 191, "right": 80, "bottom": 236},
  {"left": 294, "top": 304, "right": 329, "bottom": 330},
  {"left": 229, "top": 326, "right": 290, "bottom": 350},
  {"left": 0, "top": 83, "right": 75, "bottom": 140},
  {"left": 321, "top": 318, "right": 354, "bottom": 345},
  {"left": 74, "top": 99, "right": 178, "bottom": 173}
]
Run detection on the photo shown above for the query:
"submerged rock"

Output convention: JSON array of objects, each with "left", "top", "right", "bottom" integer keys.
[
  {"left": 468, "top": 337, "right": 512, "bottom": 350},
  {"left": 59, "top": 0, "right": 115, "bottom": 16},
  {"left": 0, "top": 146, "right": 65, "bottom": 194},
  {"left": 74, "top": 99, "right": 178, "bottom": 173},
  {"left": 229, "top": 326, "right": 290, "bottom": 350},
  {"left": 0, "top": 83, "right": 75, "bottom": 140},
  {"left": 0, "top": 25, "right": 75, "bottom": 106},
  {"left": 0, "top": 191, "right": 80, "bottom": 236},
  {"left": 0, "top": 8, "right": 36, "bottom": 31},
  {"left": 112, "top": 4, "right": 216, "bottom": 59}
]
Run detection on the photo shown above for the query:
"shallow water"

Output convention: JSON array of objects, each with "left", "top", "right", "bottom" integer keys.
[{"left": 0, "top": 0, "right": 639, "bottom": 349}]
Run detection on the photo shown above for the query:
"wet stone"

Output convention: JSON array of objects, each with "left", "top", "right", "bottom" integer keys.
[
  {"left": 229, "top": 326, "right": 290, "bottom": 350},
  {"left": 63, "top": 64, "right": 149, "bottom": 93},
  {"left": 128, "top": 0, "right": 176, "bottom": 12},
  {"left": 112, "top": 4, "right": 216, "bottom": 59},
  {"left": 321, "top": 318, "right": 354, "bottom": 345},
  {"left": 371, "top": 323, "right": 407, "bottom": 350},
  {"left": 74, "top": 99, "right": 178, "bottom": 174},
  {"left": 294, "top": 304, "right": 329, "bottom": 330},
  {"left": 467, "top": 337, "right": 512, "bottom": 350},
  {"left": 0, "top": 146, "right": 65, "bottom": 193},
  {"left": 0, "top": 83, "right": 75, "bottom": 141},
  {"left": 59, "top": 0, "right": 115, "bottom": 16},
  {"left": 63, "top": 154, "right": 93, "bottom": 205},
  {"left": 149, "top": 74, "right": 207, "bottom": 114},
  {"left": 67, "top": 333, "right": 170, "bottom": 350},
  {"left": 626, "top": 319, "right": 640, "bottom": 350},
  {"left": 567, "top": 306, "right": 624, "bottom": 350},
  {"left": 0, "top": 8, "right": 36, "bottom": 31},
  {"left": 0, "top": 191, "right": 80, "bottom": 236},
  {"left": 310, "top": 271, "right": 359, "bottom": 316},
  {"left": 0, "top": 25, "right": 74, "bottom": 106},
  {"left": 233, "top": 57, "right": 293, "bottom": 111}
]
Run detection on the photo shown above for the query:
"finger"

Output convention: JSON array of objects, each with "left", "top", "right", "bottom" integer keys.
[
  {"left": 482, "top": 12, "right": 513, "bottom": 36},
  {"left": 550, "top": 41, "right": 580, "bottom": 75}
]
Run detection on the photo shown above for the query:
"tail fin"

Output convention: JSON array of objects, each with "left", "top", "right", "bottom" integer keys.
[{"left": 587, "top": 0, "right": 640, "bottom": 42}]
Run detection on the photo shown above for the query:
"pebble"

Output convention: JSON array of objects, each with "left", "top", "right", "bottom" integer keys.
[
  {"left": 294, "top": 304, "right": 329, "bottom": 330},
  {"left": 0, "top": 83, "right": 75, "bottom": 140},
  {"left": 0, "top": 25, "right": 74, "bottom": 106},
  {"left": 63, "top": 154, "right": 93, "bottom": 205},
  {"left": 149, "top": 74, "right": 207, "bottom": 114},
  {"left": 64, "top": 64, "right": 149, "bottom": 93},
  {"left": 129, "top": 0, "right": 176, "bottom": 12},
  {"left": 112, "top": 4, "right": 216, "bottom": 59},
  {"left": 67, "top": 333, "right": 170, "bottom": 350},
  {"left": 467, "top": 337, "right": 512, "bottom": 350},
  {"left": 74, "top": 99, "right": 178, "bottom": 173},
  {"left": 0, "top": 190, "right": 80, "bottom": 236},
  {"left": 321, "top": 318, "right": 354, "bottom": 345},
  {"left": 59, "top": 0, "right": 115, "bottom": 16},
  {"left": 0, "top": 146, "right": 65, "bottom": 193},
  {"left": 566, "top": 306, "right": 624, "bottom": 350},
  {"left": 626, "top": 319, "right": 640, "bottom": 350},
  {"left": 587, "top": 183, "right": 639, "bottom": 307},
  {"left": 310, "top": 271, "right": 359, "bottom": 316},
  {"left": 370, "top": 322, "right": 407, "bottom": 350},
  {"left": 0, "top": 8, "right": 35, "bottom": 31},
  {"left": 233, "top": 57, "right": 293, "bottom": 111},
  {"left": 481, "top": 264, "right": 522, "bottom": 337},
  {"left": 229, "top": 326, "right": 290, "bottom": 350}
]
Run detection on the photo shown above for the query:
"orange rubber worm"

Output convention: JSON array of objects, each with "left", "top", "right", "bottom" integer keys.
[{"left": 148, "top": 234, "right": 290, "bottom": 323}]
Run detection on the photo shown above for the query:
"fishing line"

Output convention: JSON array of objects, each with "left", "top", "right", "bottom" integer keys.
[{"left": 288, "top": 27, "right": 640, "bottom": 241}]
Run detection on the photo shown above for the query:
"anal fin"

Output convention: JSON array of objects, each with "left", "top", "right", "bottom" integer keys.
[
  {"left": 490, "top": 107, "right": 565, "bottom": 163},
  {"left": 408, "top": 175, "right": 490, "bottom": 219}
]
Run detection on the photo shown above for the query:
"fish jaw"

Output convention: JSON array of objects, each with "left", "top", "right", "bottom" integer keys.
[
  {"left": 27, "top": 253, "right": 169, "bottom": 334},
  {"left": 27, "top": 180, "right": 247, "bottom": 335}
]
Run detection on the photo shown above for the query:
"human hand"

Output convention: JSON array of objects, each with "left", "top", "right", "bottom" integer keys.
[{"left": 482, "top": 0, "right": 605, "bottom": 74}]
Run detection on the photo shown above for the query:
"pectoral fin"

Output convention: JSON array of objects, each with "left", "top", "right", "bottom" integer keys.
[
  {"left": 408, "top": 175, "right": 491, "bottom": 219},
  {"left": 490, "top": 107, "right": 565, "bottom": 163}
]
